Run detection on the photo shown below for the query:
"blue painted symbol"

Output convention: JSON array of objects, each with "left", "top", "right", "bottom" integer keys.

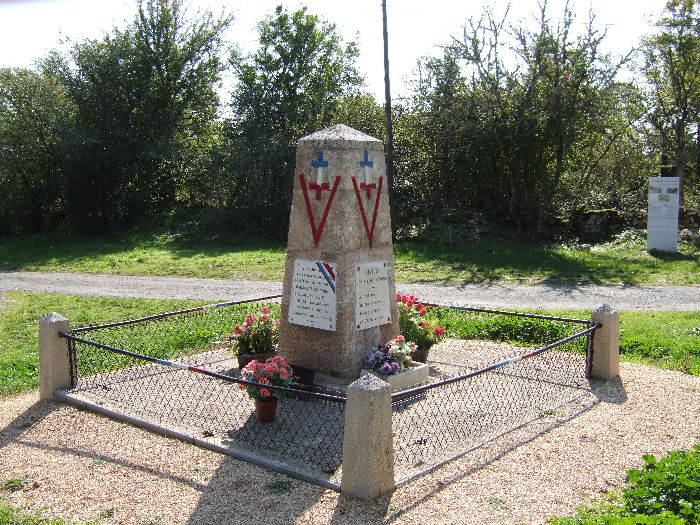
[
  {"left": 360, "top": 150, "right": 373, "bottom": 168},
  {"left": 311, "top": 151, "right": 329, "bottom": 169}
]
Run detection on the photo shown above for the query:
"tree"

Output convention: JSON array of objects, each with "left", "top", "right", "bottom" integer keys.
[
  {"left": 641, "top": 0, "right": 700, "bottom": 205},
  {"left": 0, "top": 66, "right": 74, "bottom": 234},
  {"left": 398, "top": 2, "right": 636, "bottom": 237},
  {"left": 47, "top": 0, "right": 232, "bottom": 231},
  {"left": 228, "top": 5, "right": 362, "bottom": 235}
]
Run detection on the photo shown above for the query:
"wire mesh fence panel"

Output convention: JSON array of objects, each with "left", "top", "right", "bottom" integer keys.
[
  {"left": 72, "top": 300, "right": 281, "bottom": 375},
  {"left": 65, "top": 340, "right": 345, "bottom": 484},
  {"left": 58, "top": 298, "right": 596, "bottom": 489},
  {"left": 391, "top": 329, "right": 592, "bottom": 483}
]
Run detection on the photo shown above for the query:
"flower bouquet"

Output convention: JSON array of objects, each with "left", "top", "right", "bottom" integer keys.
[
  {"left": 363, "top": 335, "right": 415, "bottom": 376},
  {"left": 226, "top": 306, "right": 280, "bottom": 368},
  {"left": 239, "top": 356, "right": 293, "bottom": 423},
  {"left": 397, "top": 294, "right": 445, "bottom": 362}
]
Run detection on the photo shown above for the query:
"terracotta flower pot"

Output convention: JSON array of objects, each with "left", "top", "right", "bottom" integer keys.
[
  {"left": 411, "top": 348, "right": 429, "bottom": 363},
  {"left": 237, "top": 350, "right": 278, "bottom": 369},
  {"left": 255, "top": 396, "right": 278, "bottom": 423}
]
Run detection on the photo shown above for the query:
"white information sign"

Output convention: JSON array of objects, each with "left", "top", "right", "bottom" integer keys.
[
  {"left": 288, "top": 259, "right": 336, "bottom": 331},
  {"left": 355, "top": 261, "right": 391, "bottom": 330},
  {"left": 647, "top": 177, "right": 680, "bottom": 252}
]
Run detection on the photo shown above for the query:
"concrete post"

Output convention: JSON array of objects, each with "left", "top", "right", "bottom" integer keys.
[
  {"left": 39, "top": 312, "right": 72, "bottom": 400},
  {"left": 341, "top": 373, "right": 395, "bottom": 499},
  {"left": 590, "top": 304, "right": 620, "bottom": 380}
]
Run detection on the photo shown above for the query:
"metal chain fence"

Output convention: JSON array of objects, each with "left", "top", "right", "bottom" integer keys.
[
  {"left": 59, "top": 297, "right": 346, "bottom": 488},
  {"left": 390, "top": 306, "right": 596, "bottom": 484},
  {"left": 56, "top": 296, "right": 596, "bottom": 489}
]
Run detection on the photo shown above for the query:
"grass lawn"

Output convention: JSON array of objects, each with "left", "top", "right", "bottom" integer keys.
[
  {"left": 0, "top": 231, "right": 697, "bottom": 284},
  {"left": 1, "top": 291, "right": 698, "bottom": 398},
  {"left": 0, "top": 497, "right": 90, "bottom": 525}
]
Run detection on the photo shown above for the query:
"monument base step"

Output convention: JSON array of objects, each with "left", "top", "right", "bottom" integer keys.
[{"left": 313, "top": 361, "right": 430, "bottom": 395}]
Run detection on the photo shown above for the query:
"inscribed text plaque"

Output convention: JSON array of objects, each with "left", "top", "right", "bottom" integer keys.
[
  {"left": 647, "top": 176, "right": 680, "bottom": 252},
  {"left": 355, "top": 261, "right": 391, "bottom": 330},
  {"left": 288, "top": 259, "right": 336, "bottom": 331}
]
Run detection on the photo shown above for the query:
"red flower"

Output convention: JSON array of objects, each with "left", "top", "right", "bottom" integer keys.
[
  {"left": 420, "top": 308, "right": 427, "bottom": 317},
  {"left": 433, "top": 327, "right": 445, "bottom": 336}
]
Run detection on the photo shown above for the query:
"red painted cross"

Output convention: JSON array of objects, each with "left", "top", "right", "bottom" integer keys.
[
  {"left": 308, "top": 182, "right": 330, "bottom": 200},
  {"left": 360, "top": 182, "right": 376, "bottom": 199}
]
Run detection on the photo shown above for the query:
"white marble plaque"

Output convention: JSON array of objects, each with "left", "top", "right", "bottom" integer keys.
[
  {"left": 355, "top": 261, "right": 391, "bottom": 330},
  {"left": 288, "top": 259, "right": 336, "bottom": 331},
  {"left": 647, "top": 177, "right": 680, "bottom": 252}
]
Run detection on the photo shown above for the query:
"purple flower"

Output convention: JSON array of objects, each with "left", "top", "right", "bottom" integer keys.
[
  {"left": 364, "top": 351, "right": 376, "bottom": 364},
  {"left": 379, "top": 362, "right": 393, "bottom": 375},
  {"left": 391, "top": 362, "right": 401, "bottom": 374}
]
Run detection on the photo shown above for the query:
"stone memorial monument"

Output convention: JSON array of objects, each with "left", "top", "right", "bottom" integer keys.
[
  {"left": 647, "top": 176, "right": 680, "bottom": 252},
  {"left": 277, "top": 124, "right": 399, "bottom": 381}
]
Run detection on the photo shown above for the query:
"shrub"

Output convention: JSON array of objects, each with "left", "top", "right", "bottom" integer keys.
[
  {"left": 623, "top": 446, "right": 700, "bottom": 522},
  {"left": 550, "top": 445, "right": 700, "bottom": 524}
]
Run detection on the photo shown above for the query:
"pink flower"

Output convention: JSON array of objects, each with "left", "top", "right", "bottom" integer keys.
[
  {"left": 261, "top": 306, "right": 269, "bottom": 315},
  {"left": 433, "top": 327, "right": 445, "bottom": 335},
  {"left": 280, "top": 369, "right": 289, "bottom": 380},
  {"left": 420, "top": 308, "right": 428, "bottom": 317},
  {"left": 259, "top": 388, "right": 270, "bottom": 397},
  {"left": 233, "top": 325, "right": 243, "bottom": 334},
  {"left": 415, "top": 302, "right": 423, "bottom": 311}
]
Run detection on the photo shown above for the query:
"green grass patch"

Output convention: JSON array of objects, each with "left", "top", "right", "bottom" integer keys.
[
  {"left": 0, "top": 232, "right": 287, "bottom": 281},
  {"left": 1, "top": 477, "right": 29, "bottom": 492},
  {"left": 436, "top": 307, "right": 700, "bottom": 373},
  {"left": 0, "top": 497, "right": 92, "bottom": 524},
  {"left": 437, "top": 309, "right": 577, "bottom": 346},
  {"left": 394, "top": 236, "right": 699, "bottom": 285},
  {"left": 0, "top": 231, "right": 697, "bottom": 285},
  {"left": 1, "top": 293, "right": 697, "bottom": 399},
  {"left": 0, "top": 291, "right": 280, "bottom": 397}
]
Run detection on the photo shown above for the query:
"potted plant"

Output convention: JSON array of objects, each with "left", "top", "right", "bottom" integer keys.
[
  {"left": 226, "top": 306, "right": 280, "bottom": 368},
  {"left": 397, "top": 294, "right": 445, "bottom": 363},
  {"left": 239, "top": 356, "right": 293, "bottom": 423}
]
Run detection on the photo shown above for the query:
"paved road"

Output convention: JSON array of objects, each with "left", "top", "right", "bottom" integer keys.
[{"left": 1, "top": 270, "right": 697, "bottom": 311}]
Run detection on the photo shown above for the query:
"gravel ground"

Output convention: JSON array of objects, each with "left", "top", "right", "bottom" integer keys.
[
  {"left": 1, "top": 362, "right": 699, "bottom": 524},
  {"left": 1, "top": 270, "right": 699, "bottom": 310},
  {"left": 1, "top": 271, "right": 699, "bottom": 522}
]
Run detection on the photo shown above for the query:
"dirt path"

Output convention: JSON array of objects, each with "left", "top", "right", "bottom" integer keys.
[
  {"left": 1, "top": 362, "right": 699, "bottom": 524},
  {"left": 1, "top": 270, "right": 698, "bottom": 310}
]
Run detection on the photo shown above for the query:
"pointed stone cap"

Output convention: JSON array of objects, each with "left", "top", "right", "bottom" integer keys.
[
  {"left": 349, "top": 372, "right": 391, "bottom": 392},
  {"left": 298, "top": 124, "right": 382, "bottom": 150}
]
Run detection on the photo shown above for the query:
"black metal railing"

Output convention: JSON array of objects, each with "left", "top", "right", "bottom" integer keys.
[
  {"left": 59, "top": 296, "right": 346, "bottom": 482},
  {"left": 56, "top": 296, "right": 597, "bottom": 488},
  {"left": 389, "top": 305, "right": 596, "bottom": 483}
]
